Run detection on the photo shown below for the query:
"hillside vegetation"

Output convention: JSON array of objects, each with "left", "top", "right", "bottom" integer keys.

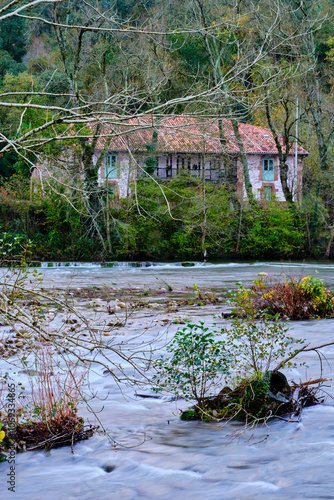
[{"left": 0, "top": 0, "right": 334, "bottom": 260}]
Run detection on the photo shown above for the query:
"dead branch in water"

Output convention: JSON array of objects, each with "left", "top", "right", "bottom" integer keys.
[
  {"left": 274, "top": 341, "right": 334, "bottom": 372},
  {"left": 298, "top": 377, "right": 332, "bottom": 386}
]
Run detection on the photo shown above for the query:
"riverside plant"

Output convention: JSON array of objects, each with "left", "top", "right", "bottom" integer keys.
[
  {"left": 153, "top": 319, "right": 294, "bottom": 415},
  {"left": 228, "top": 274, "right": 334, "bottom": 320},
  {"left": 152, "top": 315, "right": 303, "bottom": 415},
  {"left": 153, "top": 322, "right": 232, "bottom": 408},
  {"left": 221, "top": 313, "right": 304, "bottom": 381},
  {"left": 0, "top": 237, "right": 166, "bottom": 451},
  {"left": 152, "top": 306, "right": 332, "bottom": 423},
  {"left": 0, "top": 345, "right": 96, "bottom": 454}
]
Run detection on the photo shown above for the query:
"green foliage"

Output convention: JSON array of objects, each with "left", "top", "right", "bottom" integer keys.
[
  {"left": 0, "top": 49, "right": 25, "bottom": 82},
  {"left": 0, "top": 17, "right": 26, "bottom": 62},
  {"left": 0, "top": 152, "right": 20, "bottom": 179},
  {"left": 124, "top": 178, "right": 309, "bottom": 261},
  {"left": 180, "top": 409, "right": 196, "bottom": 421},
  {"left": 168, "top": 32, "right": 209, "bottom": 78},
  {"left": 238, "top": 201, "right": 306, "bottom": 258},
  {"left": 39, "top": 70, "right": 69, "bottom": 96},
  {"left": 0, "top": 173, "right": 314, "bottom": 260},
  {"left": 114, "top": 0, "right": 155, "bottom": 20},
  {"left": 153, "top": 322, "right": 231, "bottom": 408},
  {"left": 0, "top": 232, "right": 33, "bottom": 264},
  {"left": 153, "top": 315, "right": 304, "bottom": 418},
  {"left": 221, "top": 315, "right": 301, "bottom": 378}
]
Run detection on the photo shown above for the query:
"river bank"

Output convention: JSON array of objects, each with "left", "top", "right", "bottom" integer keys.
[{"left": 1, "top": 262, "right": 334, "bottom": 499}]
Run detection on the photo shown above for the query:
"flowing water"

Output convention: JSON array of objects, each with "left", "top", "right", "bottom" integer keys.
[{"left": 1, "top": 261, "right": 334, "bottom": 500}]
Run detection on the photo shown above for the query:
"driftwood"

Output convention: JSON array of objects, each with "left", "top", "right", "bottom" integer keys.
[
  {"left": 2, "top": 417, "right": 98, "bottom": 455},
  {"left": 298, "top": 377, "right": 332, "bottom": 386}
]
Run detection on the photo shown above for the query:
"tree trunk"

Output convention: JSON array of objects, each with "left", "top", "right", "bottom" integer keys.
[
  {"left": 324, "top": 227, "right": 334, "bottom": 259},
  {"left": 231, "top": 119, "right": 254, "bottom": 204},
  {"left": 265, "top": 99, "right": 293, "bottom": 203},
  {"left": 80, "top": 124, "right": 106, "bottom": 247}
]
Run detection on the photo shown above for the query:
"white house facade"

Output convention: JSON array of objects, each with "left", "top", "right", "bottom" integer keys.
[{"left": 93, "top": 116, "right": 307, "bottom": 202}]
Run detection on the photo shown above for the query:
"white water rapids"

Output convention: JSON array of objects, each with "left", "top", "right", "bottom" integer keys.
[{"left": 1, "top": 261, "right": 334, "bottom": 500}]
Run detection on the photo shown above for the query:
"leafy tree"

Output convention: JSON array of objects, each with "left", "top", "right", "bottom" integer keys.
[{"left": 0, "top": 17, "right": 26, "bottom": 62}]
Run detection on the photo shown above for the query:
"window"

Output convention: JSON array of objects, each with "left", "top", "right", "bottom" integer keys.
[
  {"left": 263, "top": 158, "right": 274, "bottom": 181},
  {"left": 263, "top": 186, "right": 272, "bottom": 201},
  {"left": 166, "top": 154, "right": 173, "bottom": 177},
  {"left": 105, "top": 154, "right": 117, "bottom": 179},
  {"left": 177, "top": 155, "right": 184, "bottom": 173},
  {"left": 166, "top": 154, "right": 173, "bottom": 168},
  {"left": 209, "top": 157, "right": 221, "bottom": 180}
]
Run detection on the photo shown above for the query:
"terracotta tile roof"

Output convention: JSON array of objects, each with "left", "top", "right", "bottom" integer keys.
[{"left": 94, "top": 116, "right": 308, "bottom": 155}]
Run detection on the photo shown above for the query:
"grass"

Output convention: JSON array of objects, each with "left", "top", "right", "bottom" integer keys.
[{"left": 1, "top": 344, "right": 97, "bottom": 454}]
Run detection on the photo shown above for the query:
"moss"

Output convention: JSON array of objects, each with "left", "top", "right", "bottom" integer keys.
[
  {"left": 180, "top": 409, "right": 196, "bottom": 421},
  {"left": 179, "top": 372, "right": 318, "bottom": 423}
]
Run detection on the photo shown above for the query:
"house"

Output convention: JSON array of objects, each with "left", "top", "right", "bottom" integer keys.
[
  {"left": 93, "top": 116, "right": 307, "bottom": 202},
  {"left": 32, "top": 115, "right": 308, "bottom": 202}
]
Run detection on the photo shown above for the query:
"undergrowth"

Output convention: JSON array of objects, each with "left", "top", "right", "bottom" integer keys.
[
  {"left": 230, "top": 274, "right": 334, "bottom": 320},
  {"left": 0, "top": 345, "right": 97, "bottom": 455}
]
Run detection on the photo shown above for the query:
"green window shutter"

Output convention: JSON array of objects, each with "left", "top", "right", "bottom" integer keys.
[
  {"left": 263, "top": 158, "right": 274, "bottom": 181},
  {"left": 105, "top": 154, "right": 117, "bottom": 179}
]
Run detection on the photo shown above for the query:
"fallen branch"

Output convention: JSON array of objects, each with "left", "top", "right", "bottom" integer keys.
[
  {"left": 274, "top": 343, "right": 310, "bottom": 371},
  {"left": 274, "top": 341, "right": 334, "bottom": 371},
  {"left": 298, "top": 377, "right": 332, "bottom": 386}
]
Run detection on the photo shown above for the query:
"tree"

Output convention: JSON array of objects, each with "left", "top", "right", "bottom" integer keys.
[
  {"left": 283, "top": 1, "right": 334, "bottom": 250},
  {"left": 0, "top": 0, "right": 331, "bottom": 257}
]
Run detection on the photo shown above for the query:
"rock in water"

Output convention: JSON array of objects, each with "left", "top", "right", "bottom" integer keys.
[{"left": 266, "top": 371, "right": 292, "bottom": 403}]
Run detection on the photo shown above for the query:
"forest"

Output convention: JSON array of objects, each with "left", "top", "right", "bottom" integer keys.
[{"left": 0, "top": 0, "right": 334, "bottom": 261}]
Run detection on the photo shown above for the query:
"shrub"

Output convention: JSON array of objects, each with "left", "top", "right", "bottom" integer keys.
[
  {"left": 153, "top": 322, "right": 232, "bottom": 408},
  {"left": 239, "top": 201, "right": 306, "bottom": 258},
  {"left": 0, "top": 232, "right": 33, "bottom": 264},
  {"left": 247, "top": 275, "right": 334, "bottom": 320},
  {"left": 153, "top": 316, "right": 304, "bottom": 417},
  {"left": 24, "top": 346, "right": 85, "bottom": 427},
  {"left": 221, "top": 314, "right": 303, "bottom": 379},
  {"left": 0, "top": 346, "right": 96, "bottom": 453}
]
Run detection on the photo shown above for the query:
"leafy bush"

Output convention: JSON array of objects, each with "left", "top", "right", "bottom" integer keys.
[
  {"left": 239, "top": 201, "right": 306, "bottom": 258},
  {"left": 153, "top": 322, "right": 232, "bottom": 408},
  {"left": 153, "top": 316, "right": 303, "bottom": 416},
  {"left": 222, "top": 314, "right": 302, "bottom": 379},
  {"left": 246, "top": 275, "right": 334, "bottom": 320},
  {"left": 0, "top": 232, "right": 33, "bottom": 264}
]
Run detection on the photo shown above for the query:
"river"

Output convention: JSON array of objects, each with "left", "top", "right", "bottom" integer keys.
[{"left": 1, "top": 261, "right": 334, "bottom": 500}]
